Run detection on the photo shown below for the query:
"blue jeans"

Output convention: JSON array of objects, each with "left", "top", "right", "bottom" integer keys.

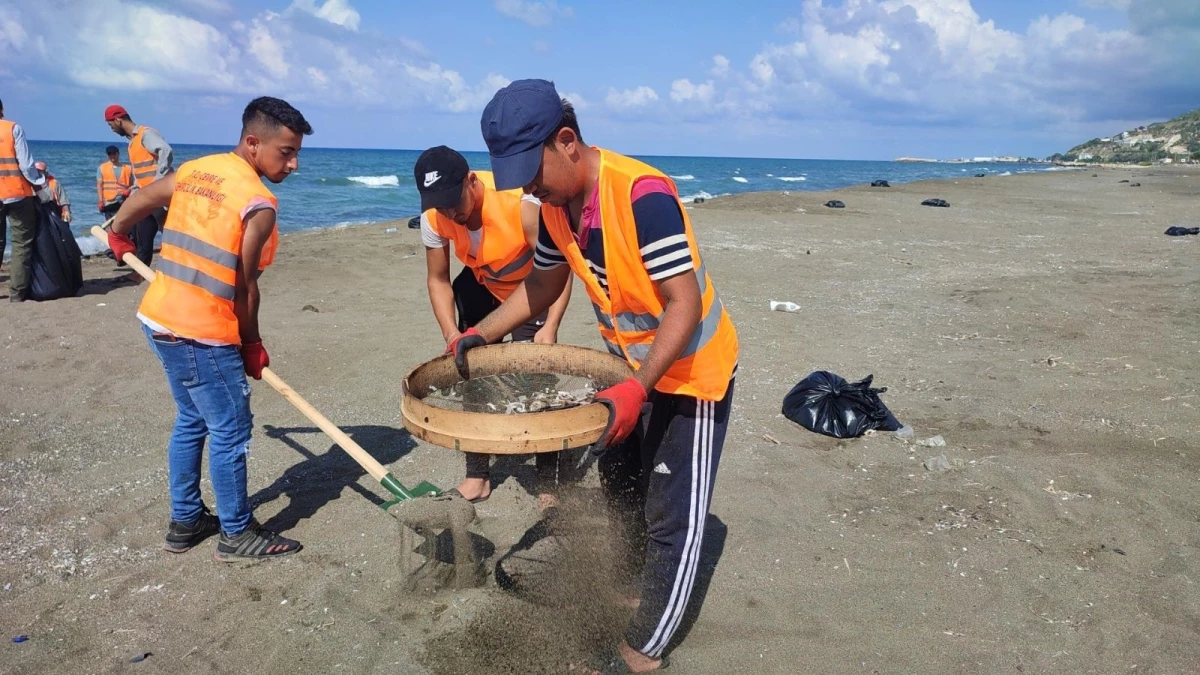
[{"left": 143, "top": 324, "right": 253, "bottom": 536}]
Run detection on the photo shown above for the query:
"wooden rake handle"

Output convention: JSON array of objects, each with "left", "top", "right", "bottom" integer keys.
[{"left": 89, "top": 224, "right": 391, "bottom": 482}]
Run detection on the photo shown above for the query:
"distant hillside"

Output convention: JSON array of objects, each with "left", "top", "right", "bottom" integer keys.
[{"left": 1049, "top": 108, "right": 1200, "bottom": 164}]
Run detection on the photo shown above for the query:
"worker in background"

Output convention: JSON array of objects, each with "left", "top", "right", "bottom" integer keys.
[
  {"left": 104, "top": 104, "right": 173, "bottom": 269},
  {"left": 97, "top": 145, "right": 133, "bottom": 220},
  {"left": 105, "top": 96, "right": 312, "bottom": 561},
  {"left": 0, "top": 97, "right": 53, "bottom": 302},
  {"left": 34, "top": 161, "right": 71, "bottom": 223}
]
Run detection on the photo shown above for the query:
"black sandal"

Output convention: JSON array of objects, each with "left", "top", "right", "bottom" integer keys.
[{"left": 213, "top": 521, "right": 302, "bottom": 561}]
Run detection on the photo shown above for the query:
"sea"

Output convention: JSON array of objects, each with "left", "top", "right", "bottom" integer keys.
[{"left": 13, "top": 140, "right": 1065, "bottom": 257}]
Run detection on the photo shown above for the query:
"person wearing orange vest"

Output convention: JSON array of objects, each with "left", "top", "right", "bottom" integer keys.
[
  {"left": 105, "top": 97, "right": 312, "bottom": 562},
  {"left": 96, "top": 145, "right": 133, "bottom": 219},
  {"left": 0, "top": 97, "right": 53, "bottom": 302},
  {"left": 34, "top": 161, "right": 71, "bottom": 224},
  {"left": 415, "top": 145, "right": 573, "bottom": 505},
  {"left": 451, "top": 80, "right": 739, "bottom": 673},
  {"left": 104, "top": 104, "right": 174, "bottom": 269}
]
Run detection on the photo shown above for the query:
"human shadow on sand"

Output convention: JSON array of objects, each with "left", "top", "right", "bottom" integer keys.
[{"left": 253, "top": 423, "right": 419, "bottom": 532}]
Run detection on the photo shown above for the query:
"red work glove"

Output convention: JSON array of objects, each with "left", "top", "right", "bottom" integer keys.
[
  {"left": 445, "top": 327, "right": 487, "bottom": 380},
  {"left": 593, "top": 377, "right": 648, "bottom": 449},
  {"left": 241, "top": 341, "right": 269, "bottom": 380},
  {"left": 97, "top": 200, "right": 104, "bottom": 213},
  {"left": 107, "top": 228, "right": 136, "bottom": 266}
]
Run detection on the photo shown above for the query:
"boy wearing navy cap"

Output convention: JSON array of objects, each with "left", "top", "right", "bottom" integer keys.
[{"left": 449, "top": 79, "right": 739, "bottom": 672}]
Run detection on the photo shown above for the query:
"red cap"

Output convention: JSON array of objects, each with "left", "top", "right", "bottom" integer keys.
[{"left": 104, "top": 104, "right": 128, "bottom": 121}]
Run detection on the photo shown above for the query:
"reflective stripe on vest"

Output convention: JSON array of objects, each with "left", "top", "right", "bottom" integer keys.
[
  {"left": 0, "top": 120, "right": 34, "bottom": 200},
  {"left": 100, "top": 163, "right": 132, "bottom": 202},
  {"left": 129, "top": 127, "right": 160, "bottom": 188},
  {"left": 156, "top": 259, "right": 236, "bottom": 301},
  {"left": 540, "top": 149, "right": 738, "bottom": 400},
  {"left": 425, "top": 170, "right": 534, "bottom": 302}
]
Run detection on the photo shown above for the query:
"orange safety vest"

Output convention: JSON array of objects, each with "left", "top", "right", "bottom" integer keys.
[
  {"left": 46, "top": 176, "right": 61, "bottom": 205},
  {"left": 138, "top": 153, "right": 279, "bottom": 345},
  {"left": 424, "top": 170, "right": 534, "bottom": 302},
  {"left": 99, "top": 161, "right": 132, "bottom": 203},
  {"left": 541, "top": 150, "right": 738, "bottom": 400},
  {"left": 0, "top": 119, "right": 34, "bottom": 200},
  {"left": 129, "top": 126, "right": 162, "bottom": 188}
]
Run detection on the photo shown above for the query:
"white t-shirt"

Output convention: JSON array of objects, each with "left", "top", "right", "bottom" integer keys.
[{"left": 420, "top": 194, "right": 541, "bottom": 256}]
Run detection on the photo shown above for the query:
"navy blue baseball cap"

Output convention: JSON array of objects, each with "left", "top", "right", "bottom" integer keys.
[{"left": 480, "top": 79, "right": 565, "bottom": 190}]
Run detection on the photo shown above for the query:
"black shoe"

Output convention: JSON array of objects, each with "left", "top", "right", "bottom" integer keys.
[
  {"left": 163, "top": 507, "right": 221, "bottom": 553},
  {"left": 9, "top": 292, "right": 27, "bottom": 303},
  {"left": 214, "top": 520, "right": 301, "bottom": 562}
]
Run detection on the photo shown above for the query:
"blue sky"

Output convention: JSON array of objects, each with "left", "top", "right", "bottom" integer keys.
[{"left": 1, "top": 0, "right": 1196, "bottom": 160}]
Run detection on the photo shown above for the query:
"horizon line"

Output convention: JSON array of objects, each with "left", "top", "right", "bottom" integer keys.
[{"left": 25, "top": 138, "right": 1050, "bottom": 164}]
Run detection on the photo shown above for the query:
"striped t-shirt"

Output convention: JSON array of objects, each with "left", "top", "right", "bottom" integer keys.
[{"left": 533, "top": 177, "right": 693, "bottom": 296}]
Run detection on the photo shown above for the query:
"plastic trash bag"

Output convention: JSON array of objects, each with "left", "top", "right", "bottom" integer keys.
[
  {"left": 1164, "top": 226, "right": 1199, "bottom": 236},
  {"left": 782, "top": 372, "right": 902, "bottom": 439},
  {"left": 29, "top": 202, "right": 83, "bottom": 301}
]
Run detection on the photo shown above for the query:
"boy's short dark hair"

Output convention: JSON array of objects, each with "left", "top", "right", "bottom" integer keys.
[
  {"left": 543, "top": 98, "right": 582, "bottom": 146},
  {"left": 105, "top": 145, "right": 119, "bottom": 156},
  {"left": 241, "top": 96, "right": 313, "bottom": 138}
]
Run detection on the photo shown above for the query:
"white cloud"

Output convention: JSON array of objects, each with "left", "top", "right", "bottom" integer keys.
[
  {"left": 605, "top": 86, "right": 659, "bottom": 110},
  {"left": 289, "top": 0, "right": 360, "bottom": 31},
  {"left": 245, "top": 17, "right": 289, "bottom": 79},
  {"left": 494, "top": 0, "right": 574, "bottom": 27},
  {"left": 670, "top": 79, "right": 715, "bottom": 103},
  {"left": 1, "top": 0, "right": 509, "bottom": 116},
  {"left": 672, "top": 0, "right": 1199, "bottom": 127},
  {"left": 710, "top": 54, "right": 731, "bottom": 78}
]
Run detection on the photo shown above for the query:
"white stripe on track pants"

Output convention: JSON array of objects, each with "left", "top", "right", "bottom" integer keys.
[{"left": 599, "top": 377, "right": 735, "bottom": 658}]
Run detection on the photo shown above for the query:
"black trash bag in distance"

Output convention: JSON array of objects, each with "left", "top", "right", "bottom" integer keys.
[
  {"left": 29, "top": 202, "right": 83, "bottom": 301},
  {"left": 782, "top": 371, "right": 901, "bottom": 438}
]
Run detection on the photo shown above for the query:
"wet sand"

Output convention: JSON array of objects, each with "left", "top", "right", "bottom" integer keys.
[{"left": 1, "top": 166, "right": 1198, "bottom": 673}]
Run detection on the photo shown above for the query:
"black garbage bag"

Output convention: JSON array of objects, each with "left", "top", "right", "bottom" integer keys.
[
  {"left": 1164, "top": 226, "right": 1199, "bottom": 236},
  {"left": 407, "top": 215, "right": 421, "bottom": 229},
  {"left": 29, "top": 203, "right": 83, "bottom": 301},
  {"left": 782, "top": 372, "right": 901, "bottom": 439}
]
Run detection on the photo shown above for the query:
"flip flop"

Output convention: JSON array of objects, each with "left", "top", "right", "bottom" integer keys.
[{"left": 443, "top": 487, "right": 489, "bottom": 504}]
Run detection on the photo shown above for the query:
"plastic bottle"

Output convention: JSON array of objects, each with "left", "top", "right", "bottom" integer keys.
[{"left": 769, "top": 300, "right": 800, "bottom": 313}]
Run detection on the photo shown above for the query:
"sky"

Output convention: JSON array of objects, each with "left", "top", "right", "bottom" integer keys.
[{"left": 0, "top": 0, "right": 1197, "bottom": 160}]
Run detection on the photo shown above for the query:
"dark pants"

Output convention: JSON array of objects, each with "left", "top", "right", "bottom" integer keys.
[
  {"left": 131, "top": 208, "right": 164, "bottom": 267},
  {"left": 452, "top": 267, "right": 556, "bottom": 484},
  {"left": 601, "top": 378, "right": 735, "bottom": 658},
  {"left": 1, "top": 197, "right": 38, "bottom": 298},
  {"left": 100, "top": 202, "right": 122, "bottom": 220}
]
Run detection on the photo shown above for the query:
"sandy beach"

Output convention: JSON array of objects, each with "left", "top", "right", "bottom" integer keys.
[{"left": 1, "top": 166, "right": 1197, "bottom": 673}]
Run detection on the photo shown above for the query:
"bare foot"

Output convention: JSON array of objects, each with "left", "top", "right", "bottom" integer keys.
[
  {"left": 574, "top": 641, "right": 664, "bottom": 674},
  {"left": 455, "top": 477, "right": 490, "bottom": 502}
]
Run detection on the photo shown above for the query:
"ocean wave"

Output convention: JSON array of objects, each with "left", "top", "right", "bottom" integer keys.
[
  {"left": 731, "top": 176, "right": 749, "bottom": 183},
  {"left": 679, "top": 191, "right": 714, "bottom": 204},
  {"left": 670, "top": 174, "right": 695, "bottom": 180},
  {"left": 998, "top": 171, "right": 1013, "bottom": 176},
  {"left": 776, "top": 176, "right": 807, "bottom": 182},
  {"left": 348, "top": 175, "right": 400, "bottom": 188}
]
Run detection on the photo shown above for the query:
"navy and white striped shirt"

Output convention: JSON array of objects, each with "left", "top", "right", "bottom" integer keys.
[{"left": 534, "top": 178, "right": 693, "bottom": 297}]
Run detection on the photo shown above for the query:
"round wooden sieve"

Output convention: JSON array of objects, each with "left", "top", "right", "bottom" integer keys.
[{"left": 400, "top": 343, "right": 634, "bottom": 453}]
